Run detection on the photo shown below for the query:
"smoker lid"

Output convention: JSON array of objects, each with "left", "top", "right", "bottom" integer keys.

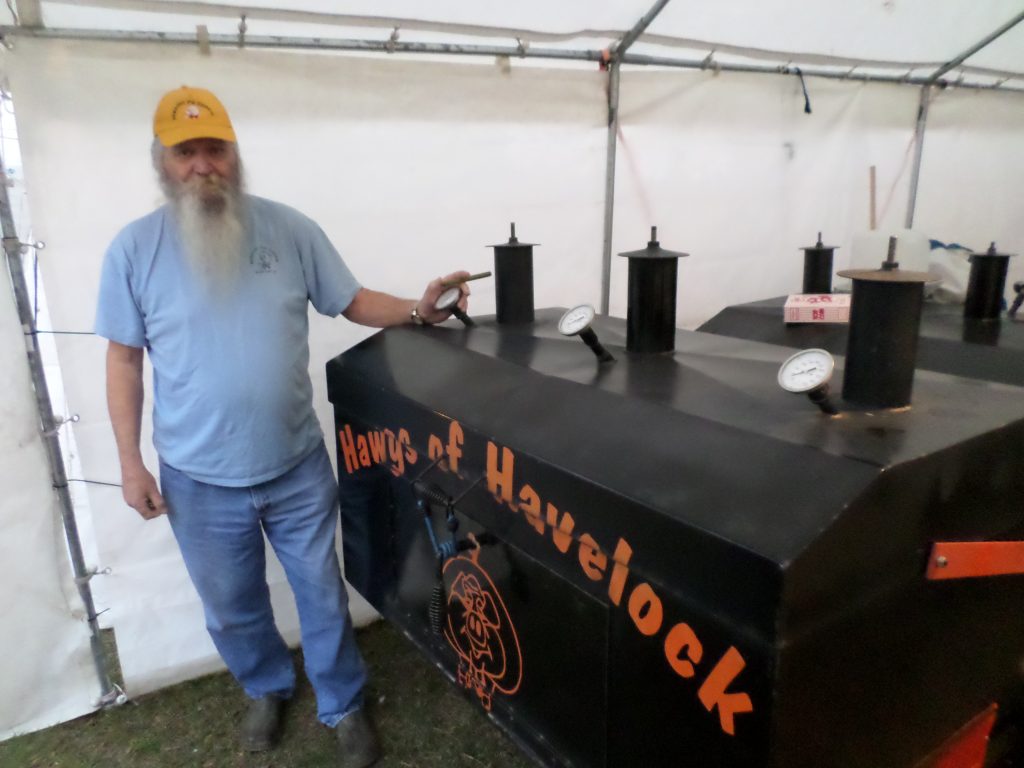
[
  {"left": 328, "top": 308, "right": 1024, "bottom": 562},
  {"left": 836, "top": 267, "right": 938, "bottom": 283}
]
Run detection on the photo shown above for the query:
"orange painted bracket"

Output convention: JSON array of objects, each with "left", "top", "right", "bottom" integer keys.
[
  {"left": 916, "top": 703, "right": 997, "bottom": 768},
  {"left": 926, "top": 540, "right": 1024, "bottom": 580}
]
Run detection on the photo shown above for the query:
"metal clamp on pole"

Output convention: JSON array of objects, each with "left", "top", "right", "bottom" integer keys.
[
  {"left": 74, "top": 565, "right": 113, "bottom": 586},
  {"left": 43, "top": 412, "right": 80, "bottom": 437}
]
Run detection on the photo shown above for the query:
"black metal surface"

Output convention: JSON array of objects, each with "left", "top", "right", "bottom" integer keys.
[
  {"left": 800, "top": 233, "right": 836, "bottom": 294},
  {"left": 965, "top": 244, "right": 1012, "bottom": 321},
  {"left": 328, "top": 309, "right": 1024, "bottom": 767},
  {"left": 697, "top": 296, "right": 1024, "bottom": 387},
  {"left": 491, "top": 223, "right": 535, "bottom": 324},
  {"left": 619, "top": 227, "right": 688, "bottom": 354}
]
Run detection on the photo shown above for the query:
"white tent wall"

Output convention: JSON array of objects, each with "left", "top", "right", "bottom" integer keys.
[
  {"left": 609, "top": 70, "right": 925, "bottom": 327},
  {"left": 609, "top": 71, "right": 1024, "bottom": 327},
  {"left": 0, "top": 257, "right": 98, "bottom": 738},
  {"left": 2, "top": 37, "right": 608, "bottom": 702},
  {"left": 914, "top": 86, "right": 1024, "bottom": 258}
]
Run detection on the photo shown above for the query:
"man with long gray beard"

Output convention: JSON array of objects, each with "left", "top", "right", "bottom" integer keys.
[{"left": 95, "top": 86, "right": 469, "bottom": 767}]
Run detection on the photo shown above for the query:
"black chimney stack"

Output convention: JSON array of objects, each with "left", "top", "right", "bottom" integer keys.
[
  {"left": 964, "top": 242, "right": 1013, "bottom": 322},
  {"left": 490, "top": 223, "right": 536, "bottom": 324},
  {"left": 801, "top": 232, "right": 837, "bottom": 294},
  {"left": 837, "top": 236, "right": 936, "bottom": 408},
  {"left": 618, "top": 227, "right": 688, "bottom": 354}
]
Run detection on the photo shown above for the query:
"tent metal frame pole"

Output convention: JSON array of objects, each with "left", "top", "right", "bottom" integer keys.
[
  {"left": 904, "top": 10, "right": 1024, "bottom": 228},
  {"left": 600, "top": 60, "right": 621, "bottom": 315},
  {"left": 927, "top": 9, "right": 1024, "bottom": 83},
  {"left": 2, "top": 26, "right": 1022, "bottom": 94},
  {"left": 617, "top": 52, "right": 1024, "bottom": 92},
  {"left": 0, "top": 156, "right": 118, "bottom": 707},
  {"left": 599, "top": 0, "right": 673, "bottom": 314},
  {"left": 904, "top": 85, "right": 931, "bottom": 229}
]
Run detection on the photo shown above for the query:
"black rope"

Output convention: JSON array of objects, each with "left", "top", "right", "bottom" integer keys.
[
  {"left": 25, "top": 330, "right": 96, "bottom": 336},
  {"left": 66, "top": 478, "right": 123, "bottom": 489},
  {"left": 794, "top": 67, "right": 812, "bottom": 114}
]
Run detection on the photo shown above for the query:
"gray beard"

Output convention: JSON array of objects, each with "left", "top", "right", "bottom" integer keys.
[{"left": 166, "top": 178, "right": 247, "bottom": 293}]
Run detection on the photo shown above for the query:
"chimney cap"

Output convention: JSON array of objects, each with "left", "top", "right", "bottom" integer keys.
[
  {"left": 802, "top": 231, "right": 838, "bottom": 251},
  {"left": 969, "top": 242, "right": 1014, "bottom": 259},
  {"left": 489, "top": 221, "right": 538, "bottom": 248},
  {"left": 618, "top": 226, "right": 688, "bottom": 260}
]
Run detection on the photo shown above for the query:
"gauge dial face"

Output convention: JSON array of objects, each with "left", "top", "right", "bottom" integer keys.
[
  {"left": 777, "top": 348, "right": 835, "bottom": 393},
  {"left": 434, "top": 287, "right": 462, "bottom": 311},
  {"left": 558, "top": 304, "right": 596, "bottom": 336}
]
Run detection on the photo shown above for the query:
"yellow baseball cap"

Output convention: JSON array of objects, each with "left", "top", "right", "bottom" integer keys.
[{"left": 153, "top": 86, "right": 237, "bottom": 147}]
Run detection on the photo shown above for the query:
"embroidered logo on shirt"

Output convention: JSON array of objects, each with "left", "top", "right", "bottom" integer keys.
[{"left": 250, "top": 246, "right": 279, "bottom": 274}]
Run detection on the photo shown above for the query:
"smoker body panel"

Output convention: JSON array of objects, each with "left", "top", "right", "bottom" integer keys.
[{"left": 328, "top": 310, "right": 1024, "bottom": 767}]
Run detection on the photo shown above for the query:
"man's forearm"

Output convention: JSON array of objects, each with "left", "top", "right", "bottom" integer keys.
[
  {"left": 342, "top": 288, "right": 417, "bottom": 328},
  {"left": 106, "top": 344, "right": 146, "bottom": 472},
  {"left": 342, "top": 273, "right": 470, "bottom": 329},
  {"left": 105, "top": 342, "right": 167, "bottom": 519}
]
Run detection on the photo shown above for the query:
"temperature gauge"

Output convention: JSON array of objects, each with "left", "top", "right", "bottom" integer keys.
[
  {"left": 558, "top": 304, "right": 615, "bottom": 363},
  {"left": 558, "top": 304, "right": 596, "bottom": 336},
  {"left": 777, "top": 348, "right": 838, "bottom": 414},
  {"left": 434, "top": 287, "right": 475, "bottom": 327}
]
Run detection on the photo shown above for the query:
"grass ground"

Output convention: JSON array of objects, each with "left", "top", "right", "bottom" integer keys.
[{"left": 0, "top": 621, "right": 534, "bottom": 768}]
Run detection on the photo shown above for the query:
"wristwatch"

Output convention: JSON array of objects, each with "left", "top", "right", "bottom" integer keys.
[{"left": 410, "top": 304, "right": 426, "bottom": 326}]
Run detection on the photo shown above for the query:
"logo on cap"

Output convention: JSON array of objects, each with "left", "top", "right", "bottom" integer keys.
[{"left": 185, "top": 104, "right": 201, "bottom": 120}]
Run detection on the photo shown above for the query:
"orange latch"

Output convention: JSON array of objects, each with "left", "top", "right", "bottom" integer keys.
[{"left": 926, "top": 541, "right": 1024, "bottom": 580}]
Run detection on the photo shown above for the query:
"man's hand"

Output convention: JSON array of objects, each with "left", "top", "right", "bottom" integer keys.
[
  {"left": 121, "top": 463, "right": 168, "bottom": 520},
  {"left": 416, "top": 271, "right": 471, "bottom": 324}
]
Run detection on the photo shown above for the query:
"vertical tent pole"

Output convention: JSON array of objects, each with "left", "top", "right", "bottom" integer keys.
[
  {"left": 904, "top": 85, "right": 931, "bottom": 229},
  {"left": 600, "top": 0, "right": 673, "bottom": 314},
  {"left": 0, "top": 153, "right": 117, "bottom": 705},
  {"left": 904, "top": 9, "right": 1024, "bottom": 228},
  {"left": 600, "top": 60, "right": 621, "bottom": 315}
]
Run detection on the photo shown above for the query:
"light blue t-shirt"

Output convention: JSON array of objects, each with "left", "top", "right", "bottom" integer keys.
[{"left": 95, "top": 195, "right": 361, "bottom": 486}]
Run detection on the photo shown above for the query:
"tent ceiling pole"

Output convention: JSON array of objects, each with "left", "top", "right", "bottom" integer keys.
[
  {"left": 617, "top": 51, "right": 1024, "bottom": 92},
  {"left": 14, "top": 0, "right": 43, "bottom": 27},
  {"left": 41, "top": 1, "right": 1024, "bottom": 79},
  {"left": 617, "top": 0, "right": 673, "bottom": 54},
  {"left": 2, "top": 26, "right": 1021, "bottom": 94},
  {"left": 0, "top": 155, "right": 117, "bottom": 707},
  {"left": 904, "top": 85, "right": 931, "bottom": 229},
  {"left": 927, "top": 10, "right": 1024, "bottom": 83},
  {"left": 600, "top": 0, "right": 672, "bottom": 314}
]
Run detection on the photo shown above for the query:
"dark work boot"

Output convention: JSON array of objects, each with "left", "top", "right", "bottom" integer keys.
[
  {"left": 334, "top": 709, "right": 381, "bottom": 768},
  {"left": 240, "top": 695, "right": 285, "bottom": 752}
]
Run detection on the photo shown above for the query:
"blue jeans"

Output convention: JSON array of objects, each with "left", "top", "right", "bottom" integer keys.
[{"left": 161, "top": 442, "right": 366, "bottom": 726}]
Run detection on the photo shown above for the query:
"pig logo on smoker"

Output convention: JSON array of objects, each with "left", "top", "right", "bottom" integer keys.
[{"left": 443, "top": 545, "right": 523, "bottom": 711}]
